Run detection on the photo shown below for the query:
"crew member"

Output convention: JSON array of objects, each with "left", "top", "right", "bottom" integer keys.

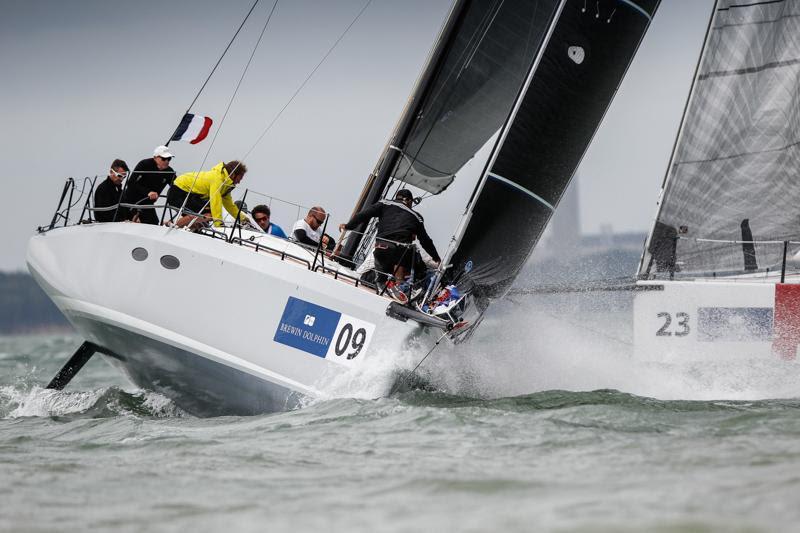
[
  {"left": 94, "top": 159, "right": 129, "bottom": 222},
  {"left": 120, "top": 145, "right": 176, "bottom": 224},
  {"left": 292, "top": 207, "right": 335, "bottom": 251},
  {"left": 167, "top": 161, "right": 248, "bottom": 226},
  {"left": 252, "top": 204, "right": 287, "bottom": 238},
  {"left": 341, "top": 189, "right": 439, "bottom": 302}
]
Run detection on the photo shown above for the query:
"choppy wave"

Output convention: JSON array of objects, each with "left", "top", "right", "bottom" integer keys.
[
  {"left": 4, "top": 292, "right": 800, "bottom": 531},
  {"left": 0, "top": 384, "right": 185, "bottom": 419}
]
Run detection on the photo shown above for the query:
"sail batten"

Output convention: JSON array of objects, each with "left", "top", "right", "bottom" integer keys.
[{"left": 487, "top": 173, "right": 556, "bottom": 210}]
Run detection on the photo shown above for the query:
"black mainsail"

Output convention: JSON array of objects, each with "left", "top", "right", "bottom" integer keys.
[
  {"left": 345, "top": 0, "right": 660, "bottom": 317},
  {"left": 640, "top": 0, "right": 800, "bottom": 279},
  {"left": 446, "top": 0, "right": 659, "bottom": 307}
]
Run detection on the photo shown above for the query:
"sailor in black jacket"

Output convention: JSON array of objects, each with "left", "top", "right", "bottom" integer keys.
[
  {"left": 93, "top": 159, "right": 129, "bottom": 222},
  {"left": 120, "top": 145, "right": 177, "bottom": 224},
  {"left": 342, "top": 189, "right": 440, "bottom": 286}
]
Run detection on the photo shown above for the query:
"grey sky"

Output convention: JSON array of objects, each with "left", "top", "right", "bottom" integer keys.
[{"left": 0, "top": 0, "right": 713, "bottom": 271}]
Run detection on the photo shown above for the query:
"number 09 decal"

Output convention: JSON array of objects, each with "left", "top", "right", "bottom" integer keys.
[{"left": 326, "top": 314, "right": 375, "bottom": 364}]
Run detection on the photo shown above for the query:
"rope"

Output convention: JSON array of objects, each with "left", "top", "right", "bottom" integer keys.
[
  {"left": 70, "top": 178, "right": 93, "bottom": 210},
  {"left": 389, "top": 0, "right": 504, "bottom": 192},
  {"left": 166, "top": 0, "right": 262, "bottom": 145},
  {"left": 372, "top": 1, "right": 504, "bottom": 291},
  {"left": 206, "top": 0, "right": 279, "bottom": 175},
  {"left": 176, "top": 0, "right": 280, "bottom": 224},
  {"left": 60, "top": 177, "right": 93, "bottom": 225},
  {"left": 389, "top": 330, "right": 449, "bottom": 395},
  {"left": 176, "top": 0, "right": 370, "bottom": 224},
  {"left": 239, "top": 0, "right": 374, "bottom": 162}
]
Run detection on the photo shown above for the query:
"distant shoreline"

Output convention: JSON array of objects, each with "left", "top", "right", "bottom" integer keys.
[
  {"left": 0, "top": 325, "right": 75, "bottom": 337},
  {"left": 0, "top": 271, "right": 71, "bottom": 335}
]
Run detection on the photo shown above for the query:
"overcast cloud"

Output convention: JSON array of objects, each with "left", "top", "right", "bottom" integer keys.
[{"left": 0, "top": 0, "right": 713, "bottom": 271}]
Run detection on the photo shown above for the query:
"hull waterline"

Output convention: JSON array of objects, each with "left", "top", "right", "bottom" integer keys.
[{"left": 27, "top": 223, "right": 421, "bottom": 416}]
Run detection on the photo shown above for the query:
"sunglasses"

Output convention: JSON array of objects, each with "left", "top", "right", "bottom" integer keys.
[
  {"left": 254, "top": 216, "right": 269, "bottom": 223},
  {"left": 158, "top": 156, "right": 173, "bottom": 162},
  {"left": 111, "top": 169, "right": 128, "bottom": 178}
]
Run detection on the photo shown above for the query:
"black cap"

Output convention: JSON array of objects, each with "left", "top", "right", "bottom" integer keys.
[{"left": 395, "top": 189, "right": 413, "bottom": 202}]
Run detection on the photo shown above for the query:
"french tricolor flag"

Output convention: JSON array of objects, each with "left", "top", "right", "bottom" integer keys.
[{"left": 171, "top": 113, "right": 213, "bottom": 144}]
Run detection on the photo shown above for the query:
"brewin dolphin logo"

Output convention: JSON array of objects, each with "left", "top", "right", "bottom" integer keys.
[{"left": 274, "top": 297, "right": 341, "bottom": 357}]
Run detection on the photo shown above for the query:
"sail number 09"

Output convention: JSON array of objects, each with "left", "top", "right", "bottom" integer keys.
[{"left": 334, "top": 323, "right": 367, "bottom": 359}]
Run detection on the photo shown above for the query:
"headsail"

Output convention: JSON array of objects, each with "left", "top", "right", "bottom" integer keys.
[
  {"left": 640, "top": 0, "right": 800, "bottom": 279},
  {"left": 394, "top": 0, "right": 562, "bottom": 195},
  {"left": 342, "top": 0, "right": 562, "bottom": 260},
  {"left": 447, "top": 0, "right": 660, "bottom": 305}
]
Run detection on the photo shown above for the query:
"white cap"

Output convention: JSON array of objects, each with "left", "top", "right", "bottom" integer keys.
[{"left": 153, "top": 145, "right": 174, "bottom": 159}]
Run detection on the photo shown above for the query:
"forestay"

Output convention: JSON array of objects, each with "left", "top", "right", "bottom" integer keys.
[{"left": 640, "top": 0, "right": 800, "bottom": 278}]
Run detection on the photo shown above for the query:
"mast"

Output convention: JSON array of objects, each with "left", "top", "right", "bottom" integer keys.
[
  {"left": 637, "top": 0, "right": 719, "bottom": 277},
  {"left": 340, "top": 0, "right": 469, "bottom": 260}
]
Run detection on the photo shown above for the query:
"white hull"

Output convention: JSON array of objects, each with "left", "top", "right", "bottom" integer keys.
[
  {"left": 634, "top": 276, "right": 800, "bottom": 362},
  {"left": 27, "top": 223, "right": 422, "bottom": 415}
]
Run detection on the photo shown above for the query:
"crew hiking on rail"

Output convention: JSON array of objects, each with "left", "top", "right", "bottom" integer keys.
[
  {"left": 166, "top": 161, "right": 248, "bottom": 227},
  {"left": 119, "top": 146, "right": 176, "bottom": 224},
  {"left": 341, "top": 189, "right": 440, "bottom": 303}
]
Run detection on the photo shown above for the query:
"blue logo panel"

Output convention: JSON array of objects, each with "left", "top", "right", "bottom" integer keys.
[
  {"left": 274, "top": 297, "right": 342, "bottom": 357},
  {"left": 697, "top": 307, "right": 773, "bottom": 342}
]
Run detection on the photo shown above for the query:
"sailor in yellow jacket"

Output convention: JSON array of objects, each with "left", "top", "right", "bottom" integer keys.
[{"left": 167, "top": 161, "right": 248, "bottom": 226}]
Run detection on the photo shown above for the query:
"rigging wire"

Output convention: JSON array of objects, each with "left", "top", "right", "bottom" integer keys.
[
  {"left": 238, "top": 0, "right": 374, "bottom": 163},
  {"left": 370, "top": 2, "right": 505, "bottom": 297},
  {"left": 166, "top": 0, "right": 262, "bottom": 145},
  {"left": 388, "top": 0, "right": 505, "bottom": 195},
  {"left": 177, "top": 0, "right": 280, "bottom": 223},
  {"left": 207, "top": 0, "right": 280, "bottom": 164},
  {"left": 388, "top": 330, "right": 450, "bottom": 395},
  {"left": 62, "top": 178, "right": 94, "bottom": 224}
]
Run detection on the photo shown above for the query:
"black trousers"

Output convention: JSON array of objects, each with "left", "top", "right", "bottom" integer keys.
[
  {"left": 373, "top": 241, "right": 413, "bottom": 283},
  {"left": 119, "top": 190, "right": 161, "bottom": 224},
  {"left": 166, "top": 185, "right": 207, "bottom": 220},
  {"left": 135, "top": 198, "right": 160, "bottom": 225}
]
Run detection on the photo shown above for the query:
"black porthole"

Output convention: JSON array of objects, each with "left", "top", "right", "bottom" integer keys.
[
  {"left": 160, "top": 255, "right": 180, "bottom": 270},
  {"left": 132, "top": 247, "right": 148, "bottom": 261}
]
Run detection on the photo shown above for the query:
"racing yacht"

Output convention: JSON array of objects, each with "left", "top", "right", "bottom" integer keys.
[
  {"left": 634, "top": 0, "right": 800, "bottom": 362},
  {"left": 28, "top": 0, "right": 659, "bottom": 415}
]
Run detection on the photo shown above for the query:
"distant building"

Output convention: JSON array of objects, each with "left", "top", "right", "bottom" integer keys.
[
  {"left": 525, "top": 172, "right": 648, "bottom": 282},
  {"left": 534, "top": 173, "right": 581, "bottom": 262}
]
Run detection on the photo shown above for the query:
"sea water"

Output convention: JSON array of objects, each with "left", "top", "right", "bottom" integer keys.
[{"left": 3, "top": 293, "right": 800, "bottom": 532}]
